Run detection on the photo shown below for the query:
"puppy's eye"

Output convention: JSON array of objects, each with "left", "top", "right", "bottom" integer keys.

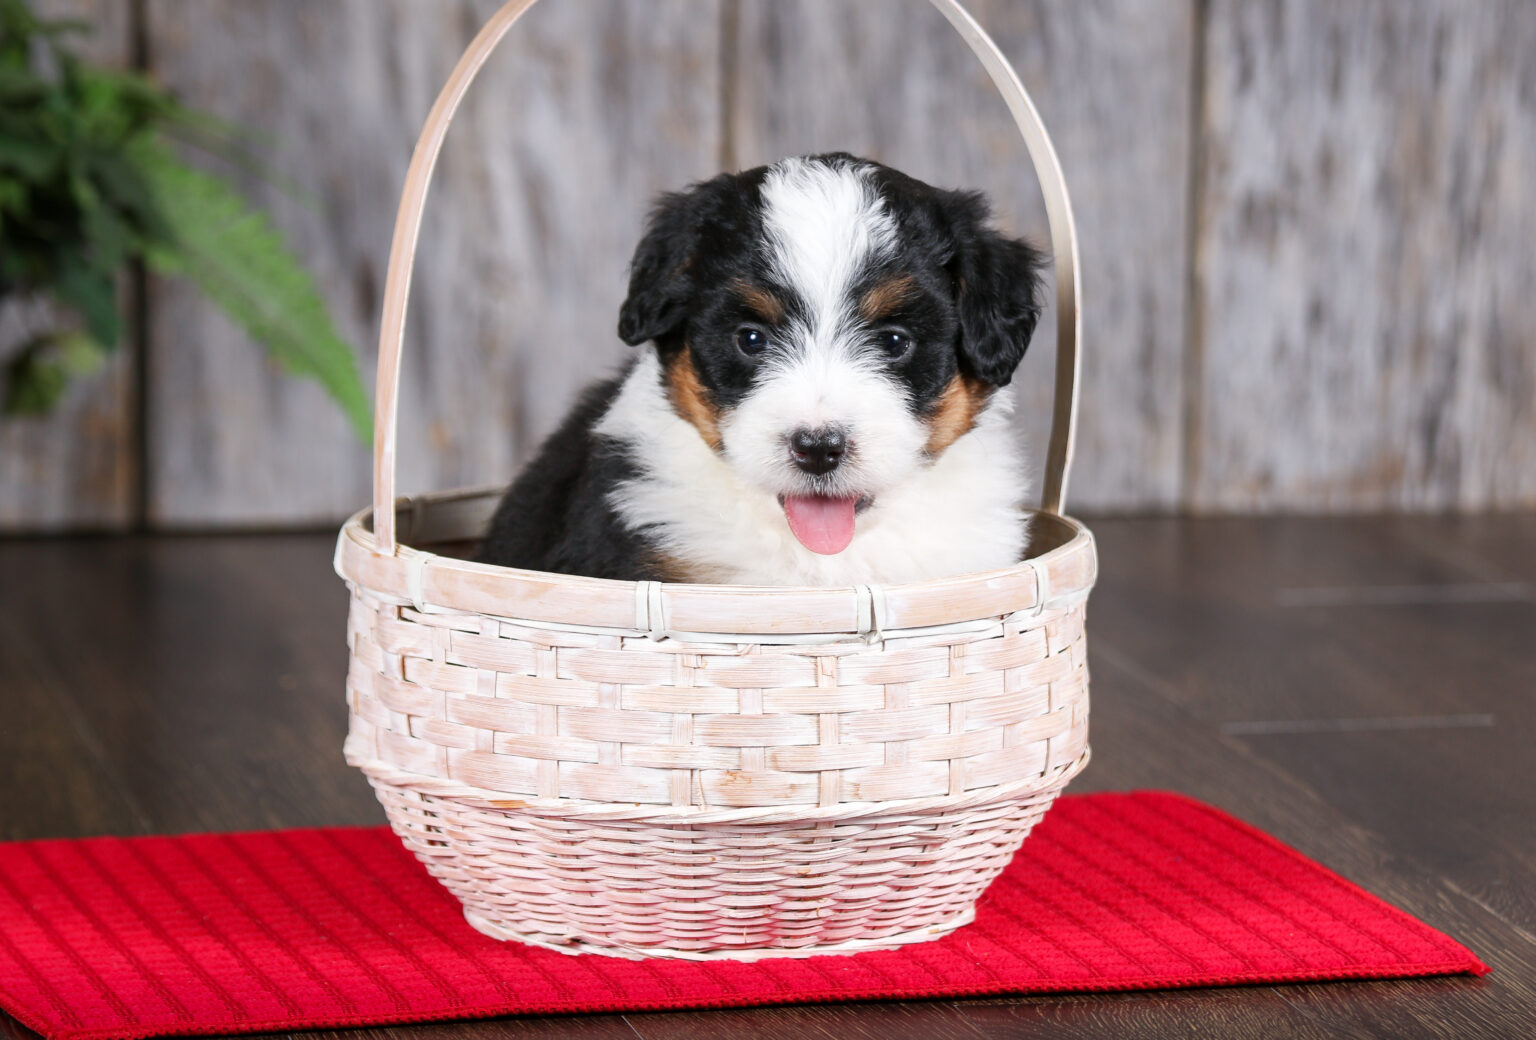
[
  {"left": 875, "top": 329, "right": 913, "bottom": 360},
  {"left": 735, "top": 327, "right": 770, "bottom": 356}
]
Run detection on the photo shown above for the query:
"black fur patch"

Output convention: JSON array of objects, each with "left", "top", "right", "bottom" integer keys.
[{"left": 474, "top": 368, "right": 665, "bottom": 580}]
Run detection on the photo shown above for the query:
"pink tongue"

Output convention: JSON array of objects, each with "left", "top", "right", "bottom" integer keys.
[{"left": 783, "top": 495, "right": 859, "bottom": 555}]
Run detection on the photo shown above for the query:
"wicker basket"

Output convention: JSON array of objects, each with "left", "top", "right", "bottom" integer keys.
[{"left": 335, "top": 0, "right": 1094, "bottom": 961}]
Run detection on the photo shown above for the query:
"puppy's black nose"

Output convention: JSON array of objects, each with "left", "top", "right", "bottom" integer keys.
[{"left": 789, "top": 426, "right": 848, "bottom": 475}]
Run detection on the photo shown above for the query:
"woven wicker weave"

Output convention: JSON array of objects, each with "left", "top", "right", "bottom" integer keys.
[{"left": 336, "top": 0, "right": 1095, "bottom": 960}]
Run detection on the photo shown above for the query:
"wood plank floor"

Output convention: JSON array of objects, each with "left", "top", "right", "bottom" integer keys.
[{"left": 2, "top": 515, "right": 1533, "bottom": 1039}]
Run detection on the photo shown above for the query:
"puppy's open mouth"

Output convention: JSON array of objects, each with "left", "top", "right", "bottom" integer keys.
[{"left": 776, "top": 493, "right": 873, "bottom": 555}]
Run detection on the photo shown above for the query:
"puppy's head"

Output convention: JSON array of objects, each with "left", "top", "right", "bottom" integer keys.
[{"left": 618, "top": 153, "right": 1045, "bottom": 556}]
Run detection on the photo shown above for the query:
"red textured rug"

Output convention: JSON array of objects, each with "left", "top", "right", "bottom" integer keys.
[{"left": 0, "top": 791, "right": 1485, "bottom": 1040}]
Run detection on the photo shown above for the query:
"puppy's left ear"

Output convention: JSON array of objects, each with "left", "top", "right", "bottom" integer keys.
[
  {"left": 619, "top": 174, "right": 741, "bottom": 347},
  {"left": 944, "top": 192, "right": 1048, "bottom": 387}
]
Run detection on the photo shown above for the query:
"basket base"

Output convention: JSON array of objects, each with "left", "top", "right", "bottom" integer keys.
[
  {"left": 462, "top": 904, "right": 978, "bottom": 961},
  {"left": 366, "top": 760, "right": 1092, "bottom": 963}
]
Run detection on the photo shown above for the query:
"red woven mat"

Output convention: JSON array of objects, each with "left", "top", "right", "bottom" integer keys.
[{"left": 0, "top": 792, "right": 1485, "bottom": 1040}]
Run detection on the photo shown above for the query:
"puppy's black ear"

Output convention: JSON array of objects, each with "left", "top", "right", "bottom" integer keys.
[
  {"left": 618, "top": 176, "right": 734, "bottom": 346},
  {"left": 942, "top": 191, "right": 1048, "bottom": 387}
]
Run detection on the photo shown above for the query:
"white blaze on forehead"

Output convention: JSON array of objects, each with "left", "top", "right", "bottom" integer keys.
[
  {"left": 719, "top": 157, "right": 924, "bottom": 507},
  {"left": 760, "top": 158, "right": 897, "bottom": 333}
]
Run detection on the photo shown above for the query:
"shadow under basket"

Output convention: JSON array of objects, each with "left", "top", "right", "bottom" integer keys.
[{"left": 336, "top": 0, "right": 1094, "bottom": 960}]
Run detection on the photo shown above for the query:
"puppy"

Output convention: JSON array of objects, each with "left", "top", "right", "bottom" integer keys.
[{"left": 477, "top": 153, "right": 1046, "bottom": 586}]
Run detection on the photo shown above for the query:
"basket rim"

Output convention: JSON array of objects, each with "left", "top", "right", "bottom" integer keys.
[
  {"left": 353, "top": 747, "right": 1089, "bottom": 825},
  {"left": 334, "top": 485, "right": 1097, "bottom": 640}
]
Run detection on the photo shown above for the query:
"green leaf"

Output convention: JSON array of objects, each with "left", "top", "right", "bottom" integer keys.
[
  {"left": 135, "top": 141, "right": 372, "bottom": 442},
  {"left": 0, "top": 129, "right": 54, "bottom": 178},
  {"left": 52, "top": 252, "right": 118, "bottom": 346},
  {"left": 1, "top": 329, "right": 106, "bottom": 414}
]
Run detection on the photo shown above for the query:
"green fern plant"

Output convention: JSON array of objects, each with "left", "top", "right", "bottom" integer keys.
[{"left": 0, "top": 0, "right": 370, "bottom": 440}]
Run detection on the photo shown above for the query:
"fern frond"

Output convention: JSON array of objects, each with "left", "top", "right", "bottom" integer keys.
[{"left": 134, "top": 140, "right": 372, "bottom": 442}]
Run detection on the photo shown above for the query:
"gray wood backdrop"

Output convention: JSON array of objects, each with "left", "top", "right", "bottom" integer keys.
[{"left": 2, "top": 0, "right": 1532, "bottom": 530}]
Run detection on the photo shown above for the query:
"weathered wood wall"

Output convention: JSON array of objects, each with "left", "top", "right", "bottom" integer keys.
[
  {"left": 2, "top": 0, "right": 1532, "bottom": 529},
  {"left": 1193, "top": 0, "right": 1536, "bottom": 511},
  {"left": 142, "top": 0, "right": 722, "bottom": 526}
]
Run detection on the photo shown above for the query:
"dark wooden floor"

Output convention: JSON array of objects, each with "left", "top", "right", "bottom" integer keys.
[{"left": 2, "top": 515, "right": 1534, "bottom": 1039}]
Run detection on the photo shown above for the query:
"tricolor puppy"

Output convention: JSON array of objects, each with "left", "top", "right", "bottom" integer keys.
[{"left": 477, "top": 153, "right": 1046, "bottom": 586}]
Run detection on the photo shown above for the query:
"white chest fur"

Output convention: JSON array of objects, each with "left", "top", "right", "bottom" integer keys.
[{"left": 596, "top": 351, "right": 1030, "bottom": 586}]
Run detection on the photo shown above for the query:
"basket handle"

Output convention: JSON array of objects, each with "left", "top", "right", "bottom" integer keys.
[{"left": 371, "top": 0, "right": 1081, "bottom": 554}]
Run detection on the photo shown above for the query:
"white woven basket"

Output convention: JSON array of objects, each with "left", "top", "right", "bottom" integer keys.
[{"left": 335, "top": 0, "right": 1094, "bottom": 961}]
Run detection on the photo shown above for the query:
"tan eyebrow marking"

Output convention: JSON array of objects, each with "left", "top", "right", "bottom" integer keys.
[
  {"left": 731, "top": 280, "right": 785, "bottom": 325},
  {"left": 858, "top": 274, "right": 919, "bottom": 322}
]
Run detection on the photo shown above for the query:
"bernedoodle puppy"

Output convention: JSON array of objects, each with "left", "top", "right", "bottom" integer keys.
[{"left": 477, "top": 152, "right": 1046, "bottom": 586}]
